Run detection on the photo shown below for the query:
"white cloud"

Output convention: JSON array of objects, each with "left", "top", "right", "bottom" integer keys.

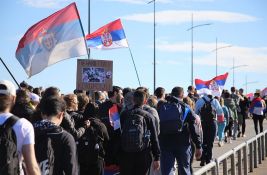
[
  {"left": 155, "top": 41, "right": 267, "bottom": 73},
  {"left": 21, "top": 0, "right": 71, "bottom": 8},
  {"left": 122, "top": 10, "right": 258, "bottom": 24}
]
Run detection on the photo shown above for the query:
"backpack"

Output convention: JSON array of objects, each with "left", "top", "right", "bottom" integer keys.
[
  {"left": 35, "top": 131, "right": 55, "bottom": 175},
  {"left": 77, "top": 119, "right": 105, "bottom": 165},
  {"left": 200, "top": 97, "right": 216, "bottom": 123},
  {"left": 158, "top": 102, "right": 189, "bottom": 134},
  {"left": 121, "top": 110, "right": 149, "bottom": 152},
  {"left": 0, "top": 115, "right": 20, "bottom": 175}
]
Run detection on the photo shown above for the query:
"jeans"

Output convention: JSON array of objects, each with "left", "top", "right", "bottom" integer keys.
[
  {"left": 252, "top": 114, "right": 264, "bottom": 134},
  {"left": 160, "top": 146, "right": 192, "bottom": 175},
  {"left": 201, "top": 120, "right": 217, "bottom": 163},
  {"left": 217, "top": 121, "right": 226, "bottom": 141}
]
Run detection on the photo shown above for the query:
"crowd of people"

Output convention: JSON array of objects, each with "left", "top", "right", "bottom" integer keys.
[{"left": 0, "top": 79, "right": 266, "bottom": 175}]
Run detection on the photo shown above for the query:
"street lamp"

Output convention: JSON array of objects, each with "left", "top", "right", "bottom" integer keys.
[
  {"left": 148, "top": 0, "right": 156, "bottom": 91},
  {"left": 87, "top": 0, "right": 91, "bottom": 59},
  {"left": 243, "top": 75, "right": 258, "bottom": 94},
  {"left": 187, "top": 14, "right": 211, "bottom": 86},
  {"left": 211, "top": 38, "right": 232, "bottom": 76},
  {"left": 230, "top": 57, "right": 248, "bottom": 87}
]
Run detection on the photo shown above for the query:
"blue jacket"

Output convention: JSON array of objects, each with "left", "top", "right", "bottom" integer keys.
[{"left": 195, "top": 95, "right": 224, "bottom": 117}]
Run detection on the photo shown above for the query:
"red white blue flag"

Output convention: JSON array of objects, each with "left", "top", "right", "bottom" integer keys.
[
  {"left": 16, "top": 3, "right": 87, "bottom": 77},
  {"left": 195, "top": 72, "right": 228, "bottom": 97},
  {"left": 108, "top": 104, "right": 121, "bottom": 130},
  {"left": 85, "top": 19, "right": 129, "bottom": 50}
]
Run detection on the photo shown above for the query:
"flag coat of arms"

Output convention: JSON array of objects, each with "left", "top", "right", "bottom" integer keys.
[
  {"left": 109, "top": 104, "right": 121, "bottom": 130},
  {"left": 195, "top": 72, "right": 228, "bottom": 97},
  {"left": 85, "top": 19, "right": 128, "bottom": 49},
  {"left": 16, "top": 3, "right": 87, "bottom": 77}
]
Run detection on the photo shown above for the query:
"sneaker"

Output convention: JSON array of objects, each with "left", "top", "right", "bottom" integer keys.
[
  {"left": 224, "top": 136, "right": 228, "bottom": 143},
  {"left": 218, "top": 141, "right": 221, "bottom": 147},
  {"left": 232, "top": 136, "right": 237, "bottom": 140},
  {"left": 228, "top": 138, "right": 232, "bottom": 143},
  {"left": 242, "top": 134, "right": 246, "bottom": 137},
  {"left": 237, "top": 132, "right": 241, "bottom": 138},
  {"left": 200, "top": 161, "right": 206, "bottom": 167}
]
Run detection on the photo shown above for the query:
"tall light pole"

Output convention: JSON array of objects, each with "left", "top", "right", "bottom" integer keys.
[
  {"left": 187, "top": 14, "right": 211, "bottom": 86},
  {"left": 88, "top": 0, "right": 91, "bottom": 59},
  {"left": 243, "top": 75, "right": 258, "bottom": 94},
  {"left": 211, "top": 39, "right": 232, "bottom": 76},
  {"left": 148, "top": 0, "right": 156, "bottom": 91},
  {"left": 230, "top": 57, "right": 248, "bottom": 87}
]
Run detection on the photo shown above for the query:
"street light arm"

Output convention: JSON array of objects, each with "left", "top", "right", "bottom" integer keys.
[
  {"left": 230, "top": 64, "right": 248, "bottom": 70},
  {"left": 147, "top": 0, "right": 155, "bottom": 4},
  {"left": 187, "top": 23, "right": 212, "bottom": 31},
  {"left": 211, "top": 45, "right": 232, "bottom": 52}
]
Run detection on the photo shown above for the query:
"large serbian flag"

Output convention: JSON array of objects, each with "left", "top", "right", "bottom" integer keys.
[
  {"left": 16, "top": 3, "right": 87, "bottom": 77},
  {"left": 109, "top": 104, "right": 121, "bottom": 130},
  {"left": 86, "top": 19, "right": 129, "bottom": 49},
  {"left": 195, "top": 72, "right": 228, "bottom": 97}
]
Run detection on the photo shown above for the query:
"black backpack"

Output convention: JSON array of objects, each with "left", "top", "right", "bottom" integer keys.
[
  {"left": 34, "top": 131, "right": 56, "bottom": 175},
  {"left": 121, "top": 110, "right": 149, "bottom": 152},
  {"left": 158, "top": 102, "right": 189, "bottom": 134},
  {"left": 77, "top": 118, "right": 105, "bottom": 165},
  {"left": 200, "top": 97, "right": 216, "bottom": 123},
  {"left": 0, "top": 116, "right": 20, "bottom": 175}
]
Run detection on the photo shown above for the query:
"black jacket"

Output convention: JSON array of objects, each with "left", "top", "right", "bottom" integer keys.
[
  {"left": 159, "top": 96, "right": 202, "bottom": 149},
  {"left": 11, "top": 103, "right": 34, "bottom": 122},
  {"left": 120, "top": 105, "right": 161, "bottom": 161},
  {"left": 34, "top": 120, "right": 78, "bottom": 175},
  {"left": 61, "top": 111, "right": 85, "bottom": 140},
  {"left": 98, "top": 100, "right": 122, "bottom": 165}
]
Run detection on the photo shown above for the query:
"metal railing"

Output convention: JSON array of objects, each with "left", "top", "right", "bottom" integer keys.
[{"left": 194, "top": 130, "right": 267, "bottom": 175}]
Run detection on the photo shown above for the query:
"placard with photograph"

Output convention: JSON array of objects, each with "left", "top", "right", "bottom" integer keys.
[{"left": 77, "top": 59, "right": 113, "bottom": 91}]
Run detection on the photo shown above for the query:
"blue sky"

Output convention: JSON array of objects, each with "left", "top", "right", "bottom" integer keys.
[{"left": 0, "top": 0, "right": 267, "bottom": 94}]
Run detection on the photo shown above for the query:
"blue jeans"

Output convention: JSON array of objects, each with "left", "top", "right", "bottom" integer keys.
[
  {"left": 217, "top": 121, "right": 226, "bottom": 141},
  {"left": 160, "top": 146, "right": 192, "bottom": 175}
]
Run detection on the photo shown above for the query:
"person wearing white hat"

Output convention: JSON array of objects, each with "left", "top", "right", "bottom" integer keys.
[
  {"left": 30, "top": 93, "right": 40, "bottom": 109},
  {"left": 0, "top": 80, "right": 40, "bottom": 175}
]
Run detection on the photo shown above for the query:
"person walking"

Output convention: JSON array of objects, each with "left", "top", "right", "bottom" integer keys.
[
  {"left": 119, "top": 90, "right": 160, "bottom": 175},
  {"left": 195, "top": 92, "right": 223, "bottom": 166},
  {"left": 159, "top": 87, "right": 202, "bottom": 174},
  {"left": 249, "top": 90, "right": 266, "bottom": 134}
]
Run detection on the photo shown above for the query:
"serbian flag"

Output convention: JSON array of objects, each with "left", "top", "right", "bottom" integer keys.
[
  {"left": 85, "top": 19, "right": 129, "bottom": 49},
  {"left": 109, "top": 104, "right": 121, "bottom": 130},
  {"left": 16, "top": 3, "right": 87, "bottom": 77},
  {"left": 195, "top": 72, "right": 228, "bottom": 97}
]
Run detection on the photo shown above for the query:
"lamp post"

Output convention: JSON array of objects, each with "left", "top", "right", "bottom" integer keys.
[
  {"left": 230, "top": 57, "right": 248, "bottom": 87},
  {"left": 148, "top": 0, "right": 156, "bottom": 91},
  {"left": 186, "top": 14, "right": 211, "bottom": 86},
  {"left": 243, "top": 75, "right": 258, "bottom": 94},
  {"left": 211, "top": 39, "right": 232, "bottom": 76},
  {"left": 88, "top": 0, "right": 91, "bottom": 59}
]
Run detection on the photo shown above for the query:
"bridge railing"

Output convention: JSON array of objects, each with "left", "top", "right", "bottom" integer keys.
[{"left": 194, "top": 130, "right": 267, "bottom": 175}]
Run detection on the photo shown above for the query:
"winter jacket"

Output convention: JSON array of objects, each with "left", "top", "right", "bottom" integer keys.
[
  {"left": 224, "top": 98, "right": 238, "bottom": 120},
  {"left": 34, "top": 120, "right": 78, "bottom": 175}
]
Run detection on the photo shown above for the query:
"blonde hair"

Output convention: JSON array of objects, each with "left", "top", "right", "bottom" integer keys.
[
  {"left": 64, "top": 94, "right": 78, "bottom": 111},
  {"left": 183, "top": 97, "right": 195, "bottom": 110}
]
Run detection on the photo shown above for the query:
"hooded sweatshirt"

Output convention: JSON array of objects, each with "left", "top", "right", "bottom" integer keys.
[
  {"left": 34, "top": 120, "right": 78, "bottom": 175},
  {"left": 224, "top": 98, "right": 238, "bottom": 120}
]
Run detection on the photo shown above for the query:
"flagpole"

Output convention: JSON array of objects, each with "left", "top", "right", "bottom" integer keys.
[
  {"left": 0, "top": 57, "right": 20, "bottom": 88},
  {"left": 128, "top": 47, "right": 141, "bottom": 87},
  {"left": 74, "top": 3, "right": 89, "bottom": 58},
  {"left": 88, "top": 0, "right": 91, "bottom": 59}
]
